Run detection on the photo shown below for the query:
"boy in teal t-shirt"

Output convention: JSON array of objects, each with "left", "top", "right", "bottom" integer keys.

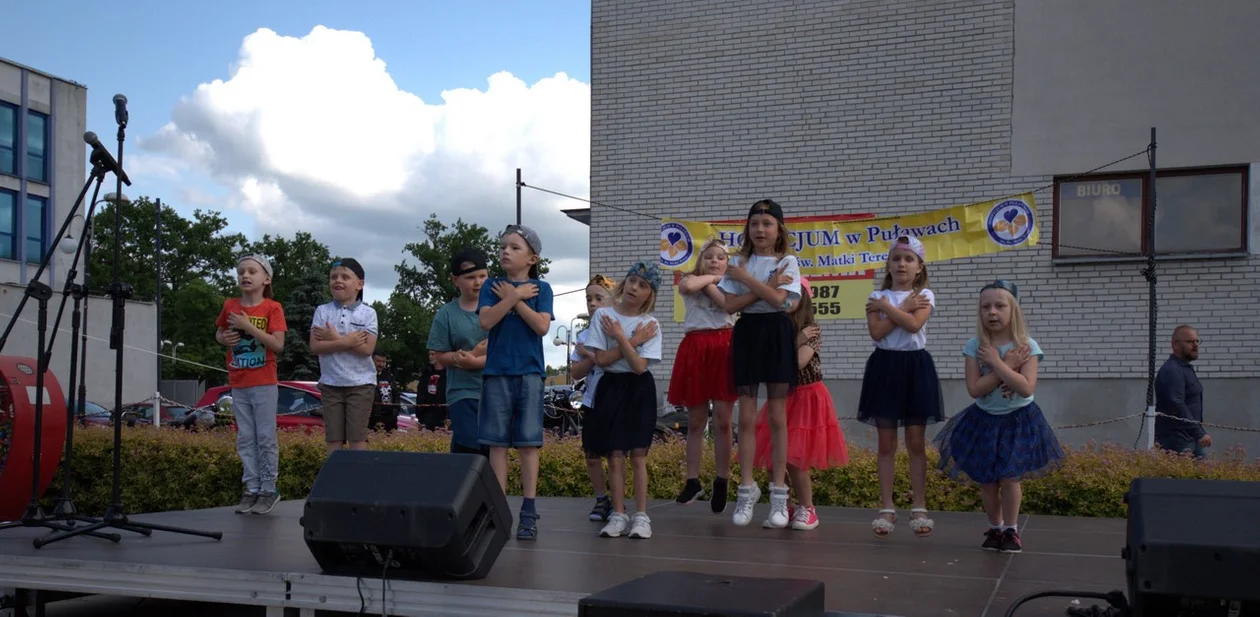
[{"left": 426, "top": 247, "right": 490, "bottom": 455}]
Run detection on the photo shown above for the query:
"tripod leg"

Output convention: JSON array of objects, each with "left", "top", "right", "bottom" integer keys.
[{"left": 33, "top": 521, "right": 122, "bottom": 548}]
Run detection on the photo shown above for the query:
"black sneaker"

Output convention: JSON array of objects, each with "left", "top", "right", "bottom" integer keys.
[
  {"left": 235, "top": 491, "right": 258, "bottom": 514},
  {"left": 999, "top": 527, "right": 1022, "bottom": 553},
  {"left": 588, "top": 496, "right": 612, "bottom": 522},
  {"left": 676, "top": 478, "right": 705, "bottom": 504},
  {"left": 710, "top": 477, "right": 729, "bottom": 514},
  {"left": 250, "top": 491, "right": 280, "bottom": 515},
  {"left": 982, "top": 528, "right": 1003, "bottom": 551}
]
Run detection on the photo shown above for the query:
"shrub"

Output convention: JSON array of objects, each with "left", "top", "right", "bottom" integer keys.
[{"left": 39, "top": 426, "right": 1260, "bottom": 519}]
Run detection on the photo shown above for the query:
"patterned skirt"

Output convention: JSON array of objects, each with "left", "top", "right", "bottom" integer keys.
[{"left": 933, "top": 401, "right": 1065, "bottom": 484}]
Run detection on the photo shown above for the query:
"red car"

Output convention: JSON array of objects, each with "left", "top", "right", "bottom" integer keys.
[{"left": 195, "top": 381, "right": 418, "bottom": 432}]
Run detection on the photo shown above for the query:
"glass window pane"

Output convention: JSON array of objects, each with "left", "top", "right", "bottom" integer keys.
[
  {"left": 1056, "top": 178, "right": 1144, "bottom": 257},
  {"left": 26, "top": 112, "right": 46, "bottom": 183},
  {"left": 25, "top": 196, "right": 45, "bottom": 264},
  {"left": 0, "top": 104, "right": 15, "bottom": 175},
  {"left": 1153, "top": 171, "right": 1246, "bottom": 254},
  {"left": 0, "top": 190, "right": 13, "bottom": 260}
]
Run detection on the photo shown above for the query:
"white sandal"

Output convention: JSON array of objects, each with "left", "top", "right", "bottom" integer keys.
[
  {"left": 872, "top": 509, "right": 896, "bottom": 538},
  {"left": 909, "top": 508, "right": 934, "bottom": 537}
]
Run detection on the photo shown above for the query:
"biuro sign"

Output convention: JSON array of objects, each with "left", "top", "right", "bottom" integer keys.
[
  {"left": 659, "top": 194, "right": 1039, "bottom": 278},
  {"left": 670, "top": 214, "right": 878, "bottom": 321}
]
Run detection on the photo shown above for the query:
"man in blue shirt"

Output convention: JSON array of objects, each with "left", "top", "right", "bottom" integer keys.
[{"left": 1154, "top": 325, "right": 1210, "bottom": 459}]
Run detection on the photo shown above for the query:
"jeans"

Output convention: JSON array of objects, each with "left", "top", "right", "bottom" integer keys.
[
  {"left": 477, "top": 374, "right": 545, "bottom": 448},
  {"left": 235, "top": 385, "right": 279, "bottom": 493}
]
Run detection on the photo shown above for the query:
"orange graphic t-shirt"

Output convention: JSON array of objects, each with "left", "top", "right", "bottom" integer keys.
[{"left": 215, "top": 298, "right": 288, "bottom": 389}]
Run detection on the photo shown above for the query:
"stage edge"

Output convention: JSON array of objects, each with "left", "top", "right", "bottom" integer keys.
[{"left": 284, "top": 571, "right": 585, "bottom": 616}]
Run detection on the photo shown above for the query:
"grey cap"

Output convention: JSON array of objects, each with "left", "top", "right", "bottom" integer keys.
[
  {"left": 238, "top": 254, "right": 273, "bottom": 278},
  {"left": 502, "top": 224, "right": 542, "bottom": 255}
]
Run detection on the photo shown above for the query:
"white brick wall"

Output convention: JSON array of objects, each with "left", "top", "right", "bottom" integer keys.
[{"left": 590, "top": 0, "right": 1259, "bottom": 385}]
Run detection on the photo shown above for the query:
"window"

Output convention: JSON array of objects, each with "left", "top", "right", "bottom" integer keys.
[
  {"left": 26, "top": 111, "right": 46, "bottom": 183},
  {"left": 0, "top": 189, "right": 14, "bottom": 260},
  {"left": 25, "top": 195, "right": 46, "bottom": 264},
  {"left": 0, "top": 103, "right": 14, "bottom": 175},
  {"left": 1053, "top": 167, "right": 1249, "bottom": 258}
]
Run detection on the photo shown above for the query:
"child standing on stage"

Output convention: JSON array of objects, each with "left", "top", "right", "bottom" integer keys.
[
  {"left": 858, "top": 235, "right": 943, "bottom": 538},
  {"left": 934, "top": 280, "right": 1064, "bottom": 553},
  {"left": 753, "top": 277, "right": 848, "bottom": 530},
  {"left": 216, "top": 254, "right": 288, "bottom": 515},
  {"left": 311, "top": 258, "right": 379, "bottom": 456},
  {"left": 670, "top": 238, "right": 738, "bottom": 513},
  {"left": 583, "top": 262, "right": 663, "bottom": 540},
  {"left": 427, "top": 246, "right": 490, "bottom": 456},
  {"left": 478, "top": 225, "right": 554, "bottom": 541},
  {"left": 569, "top": 273, "right": 618, "bottom": 521},
  {"left": 719, "top": 199, "right": 802, "bottom": 529}
]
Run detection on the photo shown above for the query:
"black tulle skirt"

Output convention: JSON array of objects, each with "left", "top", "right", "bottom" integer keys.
[
  {"left": 934, "top": 401, "right": 1066, "bottom": 484},
  {"left": 857, "top": 347, "right": 944, "bottom": 428},
  {"left": 730, "top": 311, "right": 797, "bottom": 399}
]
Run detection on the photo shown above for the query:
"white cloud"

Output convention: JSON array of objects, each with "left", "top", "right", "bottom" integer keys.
[{"left": 142, "top": 25, "right": 593, "bottom": 368}]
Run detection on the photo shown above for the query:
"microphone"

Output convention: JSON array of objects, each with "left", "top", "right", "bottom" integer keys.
[
  {"left": 84, "top": 131, "right": 132, "bottom": 186},
  {"left": 113, "top": 94, "right": 128, "bottom": 127}
]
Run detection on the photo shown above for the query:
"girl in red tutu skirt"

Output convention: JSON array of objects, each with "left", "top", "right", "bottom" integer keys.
[
  {"left": 753, "top": 278, "right": 849, "bottom": 530},
  {"left": 669, "top": 238, "right": 738, "bottom": 513}
]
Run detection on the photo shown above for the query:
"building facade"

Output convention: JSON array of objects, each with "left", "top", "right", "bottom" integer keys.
[
  {"left": 1, "top": 57, "right": 157, "bottom": 407},
  {"left": 589, "top": 0, "right": 1260, "bottom": 452}
]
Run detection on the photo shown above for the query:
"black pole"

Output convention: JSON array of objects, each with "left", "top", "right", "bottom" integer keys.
[
  {"left": 155, "top": 197, "right": 162, "bottom": 392},
  {"left": 1141, "top": 127, "right": 1158, "bottom": 450},
  {"left": 516, "top": 168, "right": 522, "bottom": 225}
]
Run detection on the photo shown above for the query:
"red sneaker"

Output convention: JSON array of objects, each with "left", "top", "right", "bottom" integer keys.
[{"left": 791, "top": 505, "right": 819, "bottom": 530}]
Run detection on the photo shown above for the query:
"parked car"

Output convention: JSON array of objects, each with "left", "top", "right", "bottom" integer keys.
[{"left": 195, "top": 381, "right": 418, "bottom": 432}]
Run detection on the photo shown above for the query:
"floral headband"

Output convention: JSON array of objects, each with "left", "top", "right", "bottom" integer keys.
[
  {"left": 587, "top": 274, "right": 616, "bottom": 291},
  {"left": 625, "top": 261, "right": 661, "bottom": 292}
]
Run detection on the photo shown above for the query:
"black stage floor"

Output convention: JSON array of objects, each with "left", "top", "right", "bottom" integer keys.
[{"left": 0, "top": 497, "right": 1129, "bottom": 617}]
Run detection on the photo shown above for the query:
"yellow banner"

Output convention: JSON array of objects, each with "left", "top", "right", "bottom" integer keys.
[{"left": 659, "top": 194, "right": 1038, "bottom": 277}]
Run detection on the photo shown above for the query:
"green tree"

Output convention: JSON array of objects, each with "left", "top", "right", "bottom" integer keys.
[
  {"left": 372, "top": 292, "right": 433, "bottom": 389},
  {"left": 279, "top": 266, "right": 329, "bottom": 381},
  {"left": 238, "top": 232, "right": 332, "bottom": 304},
  {"left": 394, "top": 214, "right": 551, "bottom": 314},
  {"left": 161, "top": 278, "right": 227, "bottom": 383}
]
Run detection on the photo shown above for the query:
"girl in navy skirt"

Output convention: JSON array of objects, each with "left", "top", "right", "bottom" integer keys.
[
  {"left": 934, "top": 280, "right": 1064, "bottom": 553},
  {"left": 858, "top": 234, "right": 944, "bottom": 539},
  {"left": 669, "top": 238, "right": 738, "bottom": 512},
  {"left": 719, "top": 199, "right": 802, "bottom": 529},
  {"left": 584, "top": 261, "right": 663, "bottom": 540}
]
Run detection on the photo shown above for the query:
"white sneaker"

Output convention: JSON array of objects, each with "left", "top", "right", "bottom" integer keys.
[
  {"left": 628, "top": 512, "right": 652, "bottom": 539},
  {"left": 599, "top": 511, "right": 630, "bottom": 538},
  {"left": 763, "top": 484, "right": 790, "bottom": 529},
  {"left": 732, "top": 483, "right": 761, "bottom": 526}
]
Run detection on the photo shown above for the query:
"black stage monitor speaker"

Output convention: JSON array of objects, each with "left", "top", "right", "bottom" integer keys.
[
  {"left": 578, "top": 570, "right": 825, "bottom": 617},
  {"left": 1124, "top": 477, "right": 1260, "bottom": 617},
  {"left": 300, "top": 450, "right": 510, "bottom": 581}
]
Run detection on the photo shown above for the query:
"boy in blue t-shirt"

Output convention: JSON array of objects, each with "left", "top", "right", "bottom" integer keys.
[
  {"left": 477, "top": 224, "right": 553, "bottom": 541},
  {"left": 427, "top": 247, "right": 490, "bottom": 456}
]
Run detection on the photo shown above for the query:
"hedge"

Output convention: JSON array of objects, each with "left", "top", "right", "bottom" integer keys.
[{"left": 36, "top": 425, "right": 1260, "bottom": 519}]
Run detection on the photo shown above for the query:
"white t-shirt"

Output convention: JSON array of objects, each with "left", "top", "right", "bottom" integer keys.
[
  {"left": 717, "top": 254, "right": 802, "bottom": 314},
  {"left": 569, "top": 327, "right": 603, "bottom": 408},
  {"left": 868, "top": 288, "right": 935, "bottom": 351},
  {"left": 680, "top": 279, "right": 736, "bottom": 332},
  {"left": 584, "top": 307, "right": 663, "bottom": 374}
]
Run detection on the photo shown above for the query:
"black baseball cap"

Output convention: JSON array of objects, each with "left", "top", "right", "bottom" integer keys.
[
  {"left": 330, "top": 257, "right": 366, "bottom": 300},
  {"left": 450, "top": 247, "right": 488, "bottom": 276}
]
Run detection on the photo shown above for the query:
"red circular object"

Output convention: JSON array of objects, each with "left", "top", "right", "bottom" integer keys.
[{"left": 0, "top": 356, "right": 66, "bottom": 522}]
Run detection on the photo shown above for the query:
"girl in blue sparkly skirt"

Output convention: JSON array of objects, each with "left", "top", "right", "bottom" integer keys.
[{"left": 933, "top": 280, "right": 1065, "bottom": 554}]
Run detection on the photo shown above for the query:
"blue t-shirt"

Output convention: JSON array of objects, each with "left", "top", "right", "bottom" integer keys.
[
  {"left": 963, "top": 337, "right": 1044, "bottom": 415},
  {"left": 477, "top": 277, "right": 554, "bottom": 377},
  {"left": 426, "top": 299, "right": 487, "bottom": 404}
]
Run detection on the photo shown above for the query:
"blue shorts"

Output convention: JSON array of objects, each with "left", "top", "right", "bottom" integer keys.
[
  {"left": 448, "top": 398, "right": 482, "bottom": 451},
  {"left": 478, "top": 374, "right": 545, "bottom": 448}
]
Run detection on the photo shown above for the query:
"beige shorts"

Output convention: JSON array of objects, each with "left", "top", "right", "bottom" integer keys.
[{"left": 319, "top": 383, "right": 376, "bottom": 443}]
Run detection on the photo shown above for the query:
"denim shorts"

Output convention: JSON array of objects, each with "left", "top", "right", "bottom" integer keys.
[{"left": 477, "top": 374, "right": 545, "bottom": 448}]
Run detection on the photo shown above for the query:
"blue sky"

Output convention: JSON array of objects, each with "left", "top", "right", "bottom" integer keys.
[{"left": 5, "top": 0, "right": 595, "bottom": 366}]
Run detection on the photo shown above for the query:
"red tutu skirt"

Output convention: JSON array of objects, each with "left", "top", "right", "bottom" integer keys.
[
  {"left": 753, "top": 382, "right": 849, "bottom": 470},
  {"left": 668, "top": 328, "right": 737, "bottom": 407}
]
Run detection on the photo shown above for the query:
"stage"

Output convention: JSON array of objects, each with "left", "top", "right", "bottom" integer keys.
[{"left": 0, "top": 496, "right": 1127, "bottom": 617}]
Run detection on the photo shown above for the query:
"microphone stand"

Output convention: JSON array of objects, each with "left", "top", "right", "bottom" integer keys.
[
  {"left": 0, "top": 154, "right": 122, "bottom": 544},
  {"left": 38, "top": 100, "right": 222, "bottom": 548}
]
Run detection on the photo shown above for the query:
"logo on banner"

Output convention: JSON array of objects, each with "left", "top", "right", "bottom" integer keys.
[
  {"left": 659, "top": 222, "right": 693, "bottom": 268},
  {"left": 986, "top": 199, "right": 1035, "bottom": 246}
]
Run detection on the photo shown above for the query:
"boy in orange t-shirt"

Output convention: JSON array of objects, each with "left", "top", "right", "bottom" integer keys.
[{"left": 215, "top": 254, "right": 288, "bottom": 515}]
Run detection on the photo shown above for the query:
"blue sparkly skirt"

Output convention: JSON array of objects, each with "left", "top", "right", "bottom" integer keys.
[{"left": 933, "top": 401, "right": 1065, "bottom": 484}]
